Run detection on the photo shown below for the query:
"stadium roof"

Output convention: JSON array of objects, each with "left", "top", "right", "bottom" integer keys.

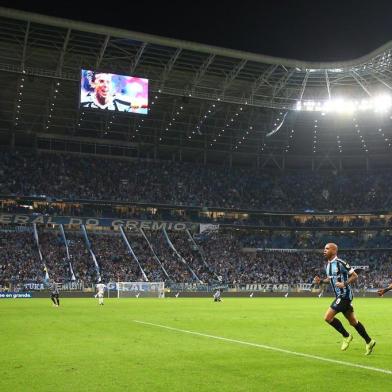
[{"left": 0, "top": 7, "right": 392, "bottom": 169}]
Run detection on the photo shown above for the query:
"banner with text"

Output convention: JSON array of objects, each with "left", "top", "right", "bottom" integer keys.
[
  {"left": 0, "top": 214, "right": 196, "bottom": 231},
  {"left": 0, "top": 292, "right": 32, "bottom": 298},
  {"left": 199, "top": 223, "right": 219, "bottom": 234}
]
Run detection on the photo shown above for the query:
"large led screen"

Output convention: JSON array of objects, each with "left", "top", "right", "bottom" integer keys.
[{"left": 80, "top": 70, "right": 148, "bottom": 114}]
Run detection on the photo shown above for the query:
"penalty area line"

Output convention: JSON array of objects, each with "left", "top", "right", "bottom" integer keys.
[{"left": 133, "top": 320, "right": 391, "bottom": 376}]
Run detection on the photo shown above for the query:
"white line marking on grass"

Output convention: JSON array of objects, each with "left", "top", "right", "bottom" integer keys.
[{"left": 134, "top": 320, "right": 391, "bottom": 375}]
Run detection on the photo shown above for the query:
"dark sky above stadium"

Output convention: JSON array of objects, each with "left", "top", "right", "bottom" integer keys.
[{"left": 2, "top": 1, "right": 392, "bottom": 62}]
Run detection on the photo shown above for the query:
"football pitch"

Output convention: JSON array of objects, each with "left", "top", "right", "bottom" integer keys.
[{"left": 1, "top": 297, "right": 391, "bottom": 391}]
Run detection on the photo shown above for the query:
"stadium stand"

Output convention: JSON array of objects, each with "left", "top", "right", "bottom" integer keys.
[{"left": 0, "top": 8, "right": 391, "bottom": 295}]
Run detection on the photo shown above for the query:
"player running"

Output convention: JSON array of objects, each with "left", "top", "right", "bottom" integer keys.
[
  {"left": 314, "top": 243, "right": 376, "bottom": 355},
  {"left": 49, "top": 279, "right": 60, "bottom": 307}
]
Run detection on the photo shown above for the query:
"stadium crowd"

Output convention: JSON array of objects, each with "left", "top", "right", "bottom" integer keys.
[
  {"left": 1, "top": 151, "right": 391, "bottom": 291},
  {"left": 1, "top": 229, "right": 391, "bottom": 290},
  {"left": 1, "top": 150, "right": 392, "bottom": 212},
  {"left": 238, "top": 230, "right": 392, "bottom": 249}
]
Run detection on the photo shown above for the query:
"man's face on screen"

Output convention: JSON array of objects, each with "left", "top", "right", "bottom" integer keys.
[{"left": 94, "top": 73, "right": 111, "bottom": 102}]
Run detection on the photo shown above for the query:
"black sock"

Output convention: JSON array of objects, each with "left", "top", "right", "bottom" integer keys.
[
  {"left": 51, "top": 297, "right": 56, "bottom": 305},
  {"left": 57, "top": 299, "right": 60, "bottom": 306},
  {"left": 354, "top": 321, "right": 371, "bottom": 344},
  {"left": 329, "top": 318, "right": 350, "bottom": 338}
]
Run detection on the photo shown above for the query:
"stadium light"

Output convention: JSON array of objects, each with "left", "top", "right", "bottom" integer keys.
[
  {"left": 373, "top": 94, "right": 392, "bottom": 112},
  {"left": 296, "top": 94, "right": 392, "bottom": 114}
]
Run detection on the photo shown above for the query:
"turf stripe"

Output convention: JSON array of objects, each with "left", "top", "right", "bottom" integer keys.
[{"left": 134, "top": 320, "right": 391, "bottom": 375}]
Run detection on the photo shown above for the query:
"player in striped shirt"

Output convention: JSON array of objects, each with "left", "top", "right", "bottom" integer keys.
[
  {"left": 95, "top": 282, "right": 106, "bottom": 305},
  {"left": 213, "top": 288, "right": 222, "bottom": 302},
  {"left": 49, "top": 280, "right": 60, "bottom": 307},
  {"left": 314, "top": 243, "right": 376, "bottom": 355}
]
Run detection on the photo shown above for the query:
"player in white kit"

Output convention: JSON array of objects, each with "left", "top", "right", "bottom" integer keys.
[{"left": 95, "top": 282, "right": 106, "bottom": 305}]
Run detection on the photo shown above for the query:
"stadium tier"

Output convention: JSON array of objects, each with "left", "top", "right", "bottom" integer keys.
[
  {"left": 1, "top": 150, "right": 392, "bottom": 213},
  {"left": 1, "top": 229, "right": 391, "bottom": 290}
]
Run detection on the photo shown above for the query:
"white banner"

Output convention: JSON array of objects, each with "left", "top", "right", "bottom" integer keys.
[{"left": 199, "top": 223, "right": 219, "bottom": 234}]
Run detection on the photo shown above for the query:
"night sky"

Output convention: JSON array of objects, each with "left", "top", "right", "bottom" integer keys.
[{"left": 2, "top": 1, "right": 392, "bottom": 62}]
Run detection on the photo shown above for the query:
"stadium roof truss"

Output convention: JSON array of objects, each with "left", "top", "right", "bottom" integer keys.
[{"left": 0, "top": 7, "right": 392, "bottom": 169}]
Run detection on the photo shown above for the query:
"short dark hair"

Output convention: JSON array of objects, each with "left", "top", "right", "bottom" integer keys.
[{"left": 91, "top": 72, "right": 111, "bottom": 83}]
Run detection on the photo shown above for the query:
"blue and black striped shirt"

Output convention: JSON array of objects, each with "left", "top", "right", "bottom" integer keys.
[
  {"left": 49, "top": 282, "right": 59, "bottom": 295},
  {"left": 326, "top": 257, "right": 354, "bottom": 300}
]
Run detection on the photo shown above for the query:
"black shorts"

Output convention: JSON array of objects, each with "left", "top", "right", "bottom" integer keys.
[
  {"left": 51, "top": 293, "right": 59, "bottom": 299},
  {"left": 330, "top": 298, "right": 353, "bottom": 314}
]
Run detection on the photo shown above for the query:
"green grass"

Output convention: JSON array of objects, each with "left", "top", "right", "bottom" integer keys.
[{"left": 0, "top": 297, "right": 391, "bottom": 391}]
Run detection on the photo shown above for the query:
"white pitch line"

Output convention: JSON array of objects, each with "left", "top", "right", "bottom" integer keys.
[{"left": 134, "top": 320, "right": 391, "bottom": 376}]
